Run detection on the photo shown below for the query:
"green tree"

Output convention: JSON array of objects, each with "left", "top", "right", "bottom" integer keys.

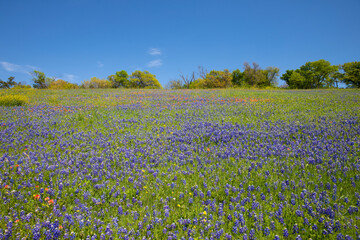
[
  {"left": 289, "top": 71, "right": 307, "bottom": 89},
  {"left": 280, "top": 70, "right": 295, "bottom": 88},
  {"left": 0, "top": 76, "right": 17, "bottom": 88},
  {"left": 282, "top": 60, "right": 339, "bottom": 89},
  {"left": 263, "top": 67, "right": 280, "bottom": 87},
  {"left": 299, "top": 59, "right": 338, "bottom": 88},
  {"left": 281, "top": 69, "right": 313, "bottom": 89},
  {"left": 32, "top": 70, "right": 54, "bottom": 89},
  {"left": 189, "top": 78, "right": 206, "bottom": 89},
  {"left": 129, "top": 71, "right": 162, "bottom": 89},
  {"left": 204, "top": 69, "right": 232, "bottom": 88},
  {"left": 231, "top": 69, "right": 245, "bottom": 87},
  {"left": 281, "top": 70, "right": 309, "bottom": 89},
  {"left": 108, "top": 70, "right": 130, "bottom": 88},
  {"left": 13, "top": 84, "right": 32, "bottom": 89},
  {"left": 49, "top": 79, "right": 79, "bottom": 89},
  {"left": 243, "top": 62, "right": 267, "bottom": 87},
  {"left": 341, "top": 62, "right": 360, "bottom": 88}
]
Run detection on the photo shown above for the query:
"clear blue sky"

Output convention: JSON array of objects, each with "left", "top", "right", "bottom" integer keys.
[{"left": 1, "top": 0, "right": 359, "bottom": 87}]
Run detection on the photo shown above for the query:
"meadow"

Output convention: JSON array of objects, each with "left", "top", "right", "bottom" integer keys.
[{"left": 0, "top": 89, "right": 359, "bottom": 240}]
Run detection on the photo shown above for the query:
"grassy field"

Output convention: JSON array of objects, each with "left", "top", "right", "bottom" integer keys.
[{"left": 0, "top": 89, "right": 359, "bottom": 239}]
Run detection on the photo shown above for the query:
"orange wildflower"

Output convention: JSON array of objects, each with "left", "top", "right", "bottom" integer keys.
[
  {"left": 45, "top": 188, "right": 49, "bottom": 192},
  {"left": 59, "top": 225, "right": 63, "bottom": 230},
  {"left": 35, "top": 185, "right": 39, "bottom": 188},
  {"left": 45, "top": 197, "right": 50, "bottom": 201},
  {"left": 4, "top": 185, "right": 10, "bottom": 189},
  {"left": 48, "top": 199, "right": 54, "bottom": 205},
  {"left": 33, "top": 194, "right": 40, "bottom": 200},
  {"left": 15, "top": 219, "right": 20, "bottom": 223}
]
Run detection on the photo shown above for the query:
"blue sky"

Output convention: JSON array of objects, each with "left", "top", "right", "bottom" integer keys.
[{"left": 1, "top": 0, "right": 359, "bottom": 87}]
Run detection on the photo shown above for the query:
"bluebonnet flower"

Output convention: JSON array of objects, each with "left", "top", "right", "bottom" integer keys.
[
  {"left": 264, "top": 227, "right": 270, "bottom": 236},
  {"left": 292, "top": 224, "right": 299, "bottom": 234},
  {"left": 283, "top": 228, "right": 289, "bottom": 238},
  {"left": 312, "top": 224, "right": 318, "bottom": 230},
  {"left": 249, "top": 228, "right": 255, "bottom": 240}
]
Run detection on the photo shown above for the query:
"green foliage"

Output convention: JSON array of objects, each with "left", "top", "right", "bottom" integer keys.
[
  {"left": 49, "top": 79, "right": 79, "bottom": 89},
  {"left": 129, "top": 70, "right": 162, "bottom": 89},
  {"left": 189, "top": 78, "right": 206, "bottom": 89},
  {"left": 12, "top": 84, "right": 32, "bottom": 89},
  {"left": 231, "top": 69, "right": 245, "bottom": 86},
  {"left": 0, "top": 94, "right": 28, "bottom": 106},
  {"left": 281, "top": 60, "right": 339, "bottom": 89},
  {"left": 289, "top": 71, "right": 307, "bottom": 88},
  {"left": 108, "top": 70, "right": 130, "bottom": 88},
  {"left": 341, "top": 61, "right": 360, "bottom": 88},
  {"left": 204, "top": 69, "right": 232, "bottom": 88},
  {"left": 299, "top": 59, "right": 338, "bottom": 88},
  {"left": 31, "top": 70, "right": 54, "bottom": 89},
  {"left": 182, "top": 64, "right": 278, "bottom": 89},
  {"left": 0, "top": 76, "right": 17, "bottom": 89},
  {"left": 243, "top": 62, "right": 268, "bottom": 87},
  {"left": 81, "top": 77, "right": 112, "bottom": 89},
  {"left": 263, "top": 67, "right": 280, "bottom": 87},
  {"left": 280, "top": 70, "right": 294, "bottom": 88}
]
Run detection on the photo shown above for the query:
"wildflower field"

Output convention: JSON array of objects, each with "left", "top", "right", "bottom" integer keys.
[{"left": 1, "top": 89, "right": 360, "bottom": 240}]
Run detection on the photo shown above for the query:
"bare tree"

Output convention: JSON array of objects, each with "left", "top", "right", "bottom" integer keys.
[
  {"left": 179, "top": 72, "right": 195, "bottom": 89},
  {"left": 198, "top": 66, "right": 208, "bottom": 79},
  {"left": 167, "top": 79, "right": 183, "bottom": 89}
]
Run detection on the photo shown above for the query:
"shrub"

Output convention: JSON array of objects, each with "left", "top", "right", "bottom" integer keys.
[
  {"left": 49, "top": 79, "right": 79, "bottom": 89},
  {"left": 0, "top": 94, "right": 28, "bottom": 106},
  {"left": 81, "top": 77, "right": 112, "bottom": 89},
  {"left": 12, "top": 84, "right": 32, "bottom": 89}
]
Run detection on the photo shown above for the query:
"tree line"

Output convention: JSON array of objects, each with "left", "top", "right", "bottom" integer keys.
[
  {"left": 169, "top": 60, "right": 360, "bottom": 89},
  {"left": 28, "top": 70, "right": 162, "bottom": 89},
  {"left": 1, "top": 60, "right": 359, "bottom": 89},
  {"left": 0, "top": 70, "right": 162, "bottom": 90}
]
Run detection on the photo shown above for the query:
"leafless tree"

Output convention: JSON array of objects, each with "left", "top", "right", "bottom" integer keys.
[
  {"left": 179, "top": 72, "right": 196, "bottom": 89},
  {"left": 198, "top": 66, "right": 208, "bottom": 79}
]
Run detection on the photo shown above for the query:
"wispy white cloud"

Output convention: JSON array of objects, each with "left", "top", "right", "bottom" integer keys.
[
  {"left": 0, "top": 61, "right": 37, "bottom": 75},
  {"left": 97, "top": 61, "right": 104, "bottom": 68},
  {"left": 62, "top": 73, "right": 77, "bottom": 82},
  {"left": 147, "top": 59, "right": 163, "bottom": 67},
  {"left": 148, "top": 48, "right": 161, "bottom": 56}
]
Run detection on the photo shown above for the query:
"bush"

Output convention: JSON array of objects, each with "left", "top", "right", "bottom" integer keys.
[
  {"left": 81, "top": 77, "right": 112, "bottom": 89},
  {"left": 0, "top": 94, "right": 28, "bottom": 106},
  {"left": 12, "top": 84, "right": 32, "bottom": 89},
  {"left": 49, "top": 79, "right": 79, "bottom": 89}
]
